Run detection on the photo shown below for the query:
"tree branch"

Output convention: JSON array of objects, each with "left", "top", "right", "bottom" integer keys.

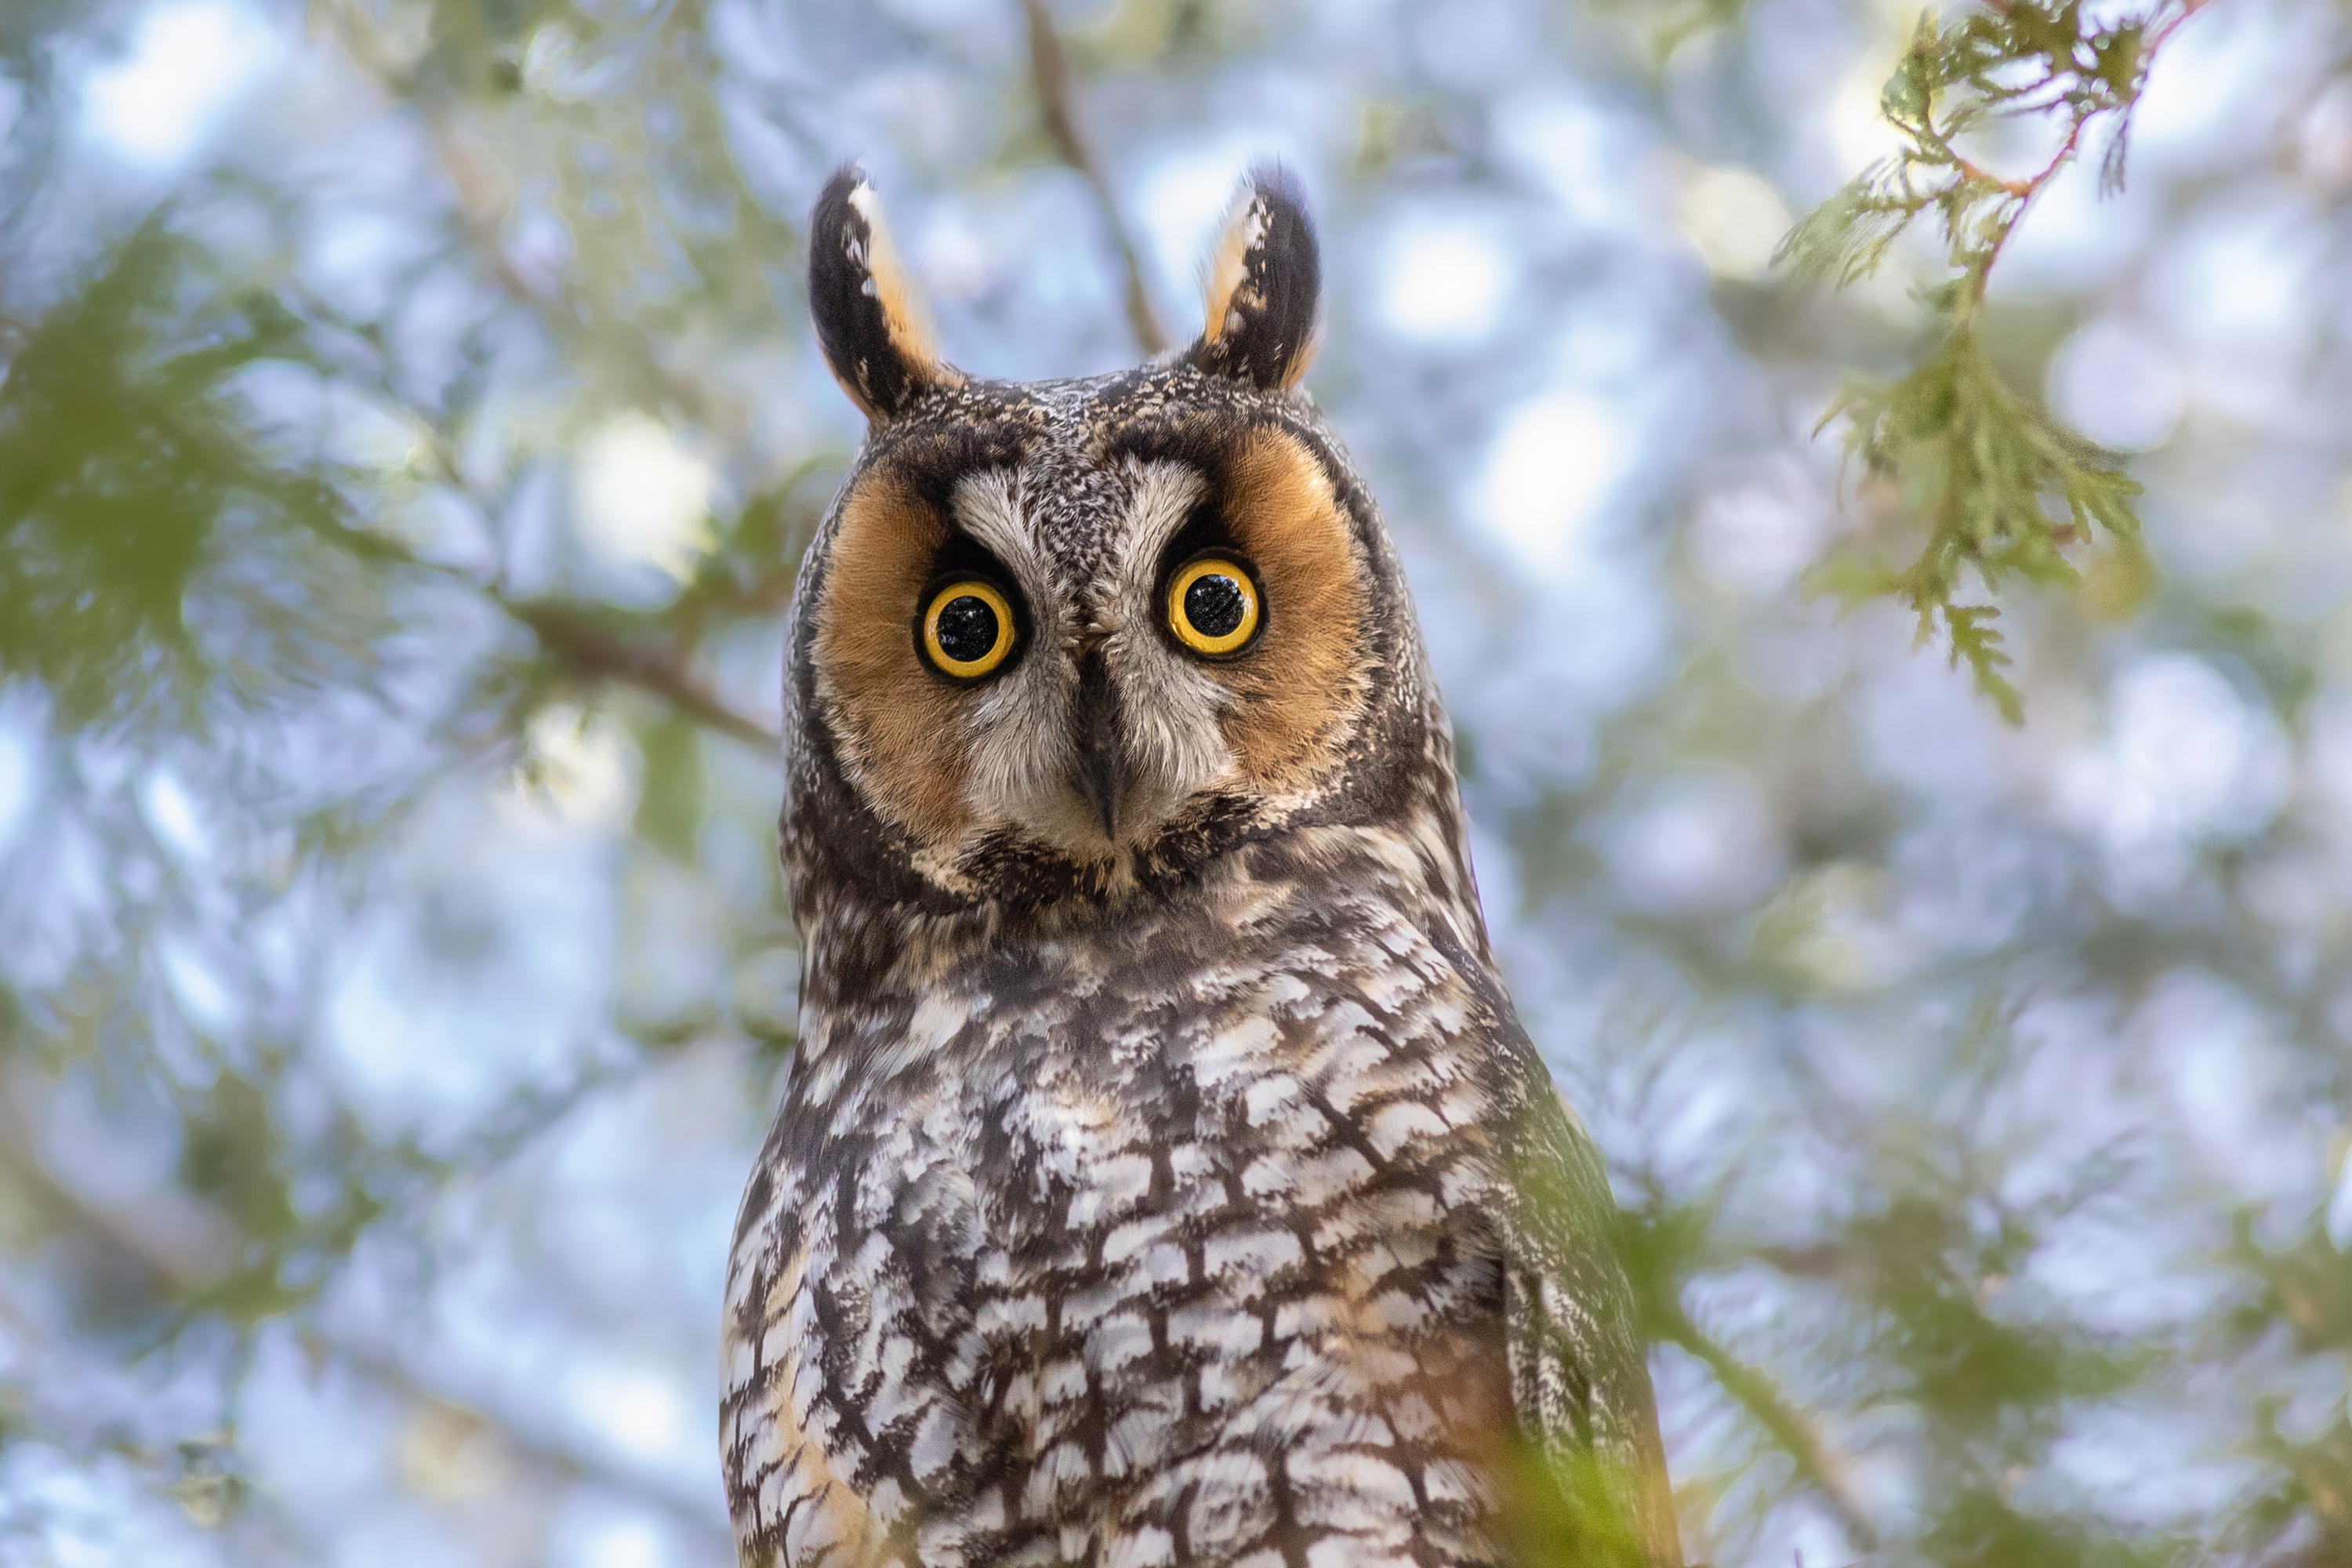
[
  {"left": 497, "top": 593, "right": 779, "bottom": 749},
  {"left": 1959, "top": 0, "right": 2215, "bottom": 302},
  {"left": 1020, "top": 0, "right": 1171, "bottom": 355},
  {"left": 270, "top": 324, "right": 784, "bottom": 752},
  {"left": 368, "top": 500, "right": 782, "bottom": 752}
]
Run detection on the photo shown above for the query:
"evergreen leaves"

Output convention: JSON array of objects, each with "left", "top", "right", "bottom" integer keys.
[
  {"left": 0, "top": 223, "right": 399, "bottom": 733},
  {"left": 1813, "top": 325, "right": 2141, "bottom": 722},
  {"left": 1780, "top": 0, "right": 2203, "bottom": 718}
]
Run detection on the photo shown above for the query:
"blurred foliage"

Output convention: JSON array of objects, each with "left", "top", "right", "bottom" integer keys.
[
  {"left": 0, "top": 222, "right": 399, "bottom": 733},
  {"left": 1, "top": 0, "right": 2348, "bottom": 1566},
  {"left": 1503, "top": 1439, "right": 1658, "bottom": 1568}
]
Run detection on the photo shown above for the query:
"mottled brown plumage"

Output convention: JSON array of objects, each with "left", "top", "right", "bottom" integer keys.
[{"left": 722, "top": 165, "right": 1679, "bottom": 1568}]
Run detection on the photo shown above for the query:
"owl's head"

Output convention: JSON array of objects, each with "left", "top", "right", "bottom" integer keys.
[{"left": 784, "top": 165, "right": 1455, "bottom": 916}]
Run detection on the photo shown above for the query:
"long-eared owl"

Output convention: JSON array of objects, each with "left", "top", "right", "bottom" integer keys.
[{"left": 722, "top": 165, "right": 1681, "bottom": 1568}]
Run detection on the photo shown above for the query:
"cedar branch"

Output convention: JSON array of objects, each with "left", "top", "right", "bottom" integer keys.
[{"left": 1962, "top": 0, "right": 2215, "bottom": 301}]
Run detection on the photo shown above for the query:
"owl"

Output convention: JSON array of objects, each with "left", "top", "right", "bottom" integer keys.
[{"left": 721, "top": 164, "right": 1680, "bottom": 1568}]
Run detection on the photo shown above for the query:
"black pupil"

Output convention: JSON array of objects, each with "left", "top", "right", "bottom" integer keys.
[
  {"left": 1184, "top": 572, "right": 1247, "bottom": 639},
  {"left": 935, "top": 593, "right": 1000, "bottom": 666}
]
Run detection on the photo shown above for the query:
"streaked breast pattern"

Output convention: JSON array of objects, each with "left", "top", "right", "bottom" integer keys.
[{"left": 723, "top": 818, "right": 1552, "bottom": 1567}]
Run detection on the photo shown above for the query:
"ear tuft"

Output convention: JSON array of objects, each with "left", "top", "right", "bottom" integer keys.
[
  {"left": 808, "top": 165, "right": 957, "bottom": 420},
  {"left": 1185, "top": 164, "right": 1321, "bottom": 391}
]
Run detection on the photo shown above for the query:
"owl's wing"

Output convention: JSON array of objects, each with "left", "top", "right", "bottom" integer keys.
[{"left": 1490, "top": 1043, "right": 1683, "bottom": 1567}]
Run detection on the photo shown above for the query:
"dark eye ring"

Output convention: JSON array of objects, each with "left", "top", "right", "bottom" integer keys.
[
  {"left": 919, "top": 579, "right": 1017, "bottom": 679},
  {"left": 1166, "top": 556, "right": 1262, "bottom": 658}
]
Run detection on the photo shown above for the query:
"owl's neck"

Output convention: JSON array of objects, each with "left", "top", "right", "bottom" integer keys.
[{"left": 789, "top": 795, "right": 1490, "bottom": 1027}]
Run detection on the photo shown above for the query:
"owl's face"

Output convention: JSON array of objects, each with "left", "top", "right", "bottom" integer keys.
[{"left": 788, "top": 169, "right": 1440, "bottom": 911}]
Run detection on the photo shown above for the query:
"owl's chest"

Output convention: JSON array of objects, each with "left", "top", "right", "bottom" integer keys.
[
  {"left": 739, "top": 917, "right": 1519, "bottom": 1561},
  {"left": 818, "top": 916, "right": 1508, "bottom": 1274}
]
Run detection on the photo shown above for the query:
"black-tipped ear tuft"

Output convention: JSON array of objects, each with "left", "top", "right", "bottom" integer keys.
[
  {"left": 1185, "top": 164, "right": 1321, "bottom": 391},
  {"left": 808, "top": 165, "right": 956, "bottom": 420}
]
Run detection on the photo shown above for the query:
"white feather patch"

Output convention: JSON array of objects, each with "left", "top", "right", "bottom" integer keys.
[
  {"left": 846, "top": 179, "right": 947, "bottom": 372},
  {"left": 1199, "top": 185, "right": 1268, "bottom": 344}
]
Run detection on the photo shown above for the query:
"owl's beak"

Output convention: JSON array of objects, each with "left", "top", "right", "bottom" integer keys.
[{"left": 1072, "top": 652, "right": 1127, "bottom": 842}]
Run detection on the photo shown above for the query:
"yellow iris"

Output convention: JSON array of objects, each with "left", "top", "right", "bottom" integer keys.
[
  {"left": 1167, "top": 557, "right": 1261, "bottom": 656},
  {"left": 921, "top": 579, "right": 1016, "bottom": 679}
]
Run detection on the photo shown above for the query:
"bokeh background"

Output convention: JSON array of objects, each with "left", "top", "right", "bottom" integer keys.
[{"left": 3, "top": 0, "right": 2350, "bottom": 1564}]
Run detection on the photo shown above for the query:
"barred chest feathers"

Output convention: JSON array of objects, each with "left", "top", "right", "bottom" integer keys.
[{"left": 721, "top": 164, "right": 1681, "bottom": 1568}]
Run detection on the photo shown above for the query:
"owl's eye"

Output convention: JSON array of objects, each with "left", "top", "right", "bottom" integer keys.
[
  {"left": 920, "top": 579, "right": 1018, "bottom": 680},
  {"left": 1166, "top": 557, "right": 1262, "bottom": 658}
]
